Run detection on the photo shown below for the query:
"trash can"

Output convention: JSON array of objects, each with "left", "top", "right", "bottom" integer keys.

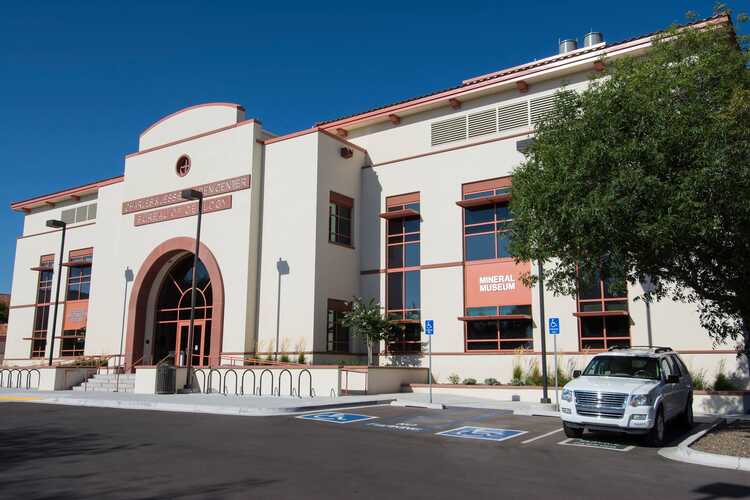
[{"left": 156, "top": 363, "right": 176, "bottom": 394}]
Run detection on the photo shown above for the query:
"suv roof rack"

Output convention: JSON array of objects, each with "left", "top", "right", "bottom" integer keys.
[{"left": 607, "top": 345, "right": 673, "bottom": 353}]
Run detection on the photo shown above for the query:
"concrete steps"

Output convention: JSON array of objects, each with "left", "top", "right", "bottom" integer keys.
[{"left": 72, "top": 373, "right": 136, "bottom": 393}]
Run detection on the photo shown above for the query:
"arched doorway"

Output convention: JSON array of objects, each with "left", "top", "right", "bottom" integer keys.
[
  {"left": 125, "top": 237, "right": 224, "bottom": 370},
  {"left": 153, "top": 255, "right": 213, "bottom": 367}
]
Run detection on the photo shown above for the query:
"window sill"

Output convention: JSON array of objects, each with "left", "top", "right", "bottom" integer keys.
[
  {"left": 458, "top": 314, "right": 532, "bottom": 321},
  {"left": 456, "top": 193, "right": 512, "bottom": 208},
  {"left": 573, "top": 311, "right": 629, "bottom": 317},
  {"left": 379, "top": 208, "right": 420, "bottom": 220},
  {"left": 328, "top": 240, "right": 355, "bottom": 250}
]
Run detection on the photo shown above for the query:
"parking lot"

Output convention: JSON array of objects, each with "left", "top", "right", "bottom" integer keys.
[{"left": 1, "top": 402, "right": 748, "bottom": 499}]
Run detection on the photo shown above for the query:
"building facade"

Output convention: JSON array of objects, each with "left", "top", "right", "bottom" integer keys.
[{"left": 5, "top": 15, "right": 747, "bottom": 387}]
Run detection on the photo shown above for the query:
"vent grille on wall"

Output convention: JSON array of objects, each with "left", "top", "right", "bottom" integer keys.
[
  {"left": 497, "top": 101, "right": 530, "bottom": 132},
  {"left": 431, "top": 116, "right": 468, "bottom": 146},
  {"left": 530, "top": 94, "right": 558, "bottom": 125},
  {"left": 467, "top": 109, "right": 498, "bottom": 138}
]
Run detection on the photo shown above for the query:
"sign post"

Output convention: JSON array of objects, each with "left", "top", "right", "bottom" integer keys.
[
  {"left": 425, "top": 320, "right": 434, "bottom": 404},
  {"left": 548, "top": 317, "right": 560, "bottom": 409}
]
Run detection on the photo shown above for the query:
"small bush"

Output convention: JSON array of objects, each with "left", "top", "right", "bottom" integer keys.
[
  {"left": 524, "top": 360, "right": 543, "bottom": 386},
  {"left": 280, "top": 354, "right": 290, "bottom": 363},
  {"left": 713, "top": 372, "right": 737, "bottom": 391},
  {"left": 448, "top": 373, "right": 460, "bottom": 385},
  {"left": 511, "top": 363, "right": 524, "bottom": 385},
  {"left": 297, "top": 352, "right": 306, "bottom": 364},
  {"left": 690, "top": 368, "right": 708, "bottom": 390},
  {"left": 462, "top": 378, "right": 477, "bottom": 385},
  {"left": 484, "top": 378, "right": 500, "bottom": 386},
  {"left": 555, "top": 367, "right": 571, "bottom": 387}
]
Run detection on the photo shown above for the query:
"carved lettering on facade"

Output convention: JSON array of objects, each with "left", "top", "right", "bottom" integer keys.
[
  {"left": 122, "top": 175, "right": 250, "bottom": 214},
  {"left": 133, "top": 195, "right": 233, "bottom": 227}
]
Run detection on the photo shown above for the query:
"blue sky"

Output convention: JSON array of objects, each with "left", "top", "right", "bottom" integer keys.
[{"left": 0, "top": 1, "right": 745, "bottom": 293}]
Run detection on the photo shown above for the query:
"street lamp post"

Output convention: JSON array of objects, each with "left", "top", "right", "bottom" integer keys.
[
  {"left": 181, "top": 189, "right": 203, "bottom": 391},
  {"left": 537, "top": 260, "right": 551, "bottom": 404},
  {"left": 45, "top": 219, "right": 67, "bottom": 367}
]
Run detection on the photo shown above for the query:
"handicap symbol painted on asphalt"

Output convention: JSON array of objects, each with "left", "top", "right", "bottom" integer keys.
[
  {"left": 436, "top": 426, "right": 527, "bottom": 442},
  {"left": 296, "top": 412, "right": 377, "bottom": 424},
  {"left": 558, "top": 438, "right": 634, "bottom": 452}
]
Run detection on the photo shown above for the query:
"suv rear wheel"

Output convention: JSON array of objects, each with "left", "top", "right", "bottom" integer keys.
[
  {"left": 678, "top": 398, "right": 694, "bottom": 428},
  {"left": 646, "top": 407, "right": 665, "bottom": 447},
  {"left": 563, "top": 422, "right": 583, "bottom": 439}
]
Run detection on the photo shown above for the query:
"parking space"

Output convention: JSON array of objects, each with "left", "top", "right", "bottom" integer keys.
[{"left": 293, "top": 404, "right": 709, "bottom": 458}]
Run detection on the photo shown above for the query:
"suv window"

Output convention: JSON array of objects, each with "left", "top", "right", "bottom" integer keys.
[
  {"left": 660, "top": 358, "right": 673, "bottom": 379},
  {"left": 666, "top": 356, "right": 682, "bottom": 377},
  {"left": 582, "top": 356, "right": 661, "bottom": 380}
]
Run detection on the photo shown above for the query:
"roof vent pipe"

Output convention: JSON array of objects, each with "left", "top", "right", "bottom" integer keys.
[
  {"left": 559, "top": 39, "right": 578, "bottom": 54},
  {"left": 583, "top": 31, "right": 604, "bottom": 47}
]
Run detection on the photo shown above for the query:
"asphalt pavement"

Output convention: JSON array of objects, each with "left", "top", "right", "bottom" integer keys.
[{"left": 0, "top": 402, "right": 748, "bottom": 499}]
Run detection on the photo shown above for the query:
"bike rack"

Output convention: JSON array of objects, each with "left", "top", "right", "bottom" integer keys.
[
  {"left": 9, "top": 369, "right": 21, "bottom": 389},
  {"left": 193, "top": 368, "right": 207, "bottom": 393},
  {"left": 223, "top": 369, "right": 238, "bottom": 396},
  {"left": 258, "top": 369, "right": 273, "bottom": 396},
  {"left": 278, "top": 369, "right": 293, "bottom": 397},
  {"left": 207, "top": 369, "right": 222, "bottom": 394},
  {"left": 240, "top": 369, "right": 256, "bottom": 396},
  {"left": 0, "top": 369, "right": 7, "bottom": 388},
  {"left": 27, "top": 369, "right": 40, "bottom": 390},
  {"left": 297, "top": 369, "right": 312, "bottom": 398}
]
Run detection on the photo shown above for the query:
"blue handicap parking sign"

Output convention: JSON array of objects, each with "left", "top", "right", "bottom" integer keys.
[
  {"left": 296, "top": 412, "right": 377, "bottom": 424},
  {"left": 436, "top": 426, "right": 527, "bottom": 442},
  {"left": 425, "top": 320, "right": 434, "bottom": 336},
  {"left": 549, "top": 317, "right": 560, "bottom": 335}
]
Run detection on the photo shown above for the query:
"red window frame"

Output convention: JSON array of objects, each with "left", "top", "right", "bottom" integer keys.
[
  {"left": 576, "top": 271, "right": 630, "bottom": 350},
  {"left": 329, "top": 191, "right": 354, "bottom": 247},
  {"left": 461, "top": 178, "right": 513, "bottom": 263},
  {"left": 384, "top": 193, "right": 422, "bottom": 354},
  {"left": 326, "top": 299, "right": 351, "bottom": 353},
  {"left": 30, "top": 255, "right": 54, "bottom": 358},
  {"left": 464, "top": 318, "right": 534, "bottom": 351}
]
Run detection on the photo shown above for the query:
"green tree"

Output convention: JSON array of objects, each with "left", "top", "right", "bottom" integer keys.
[
  {"left": 340, "top": 298, "right": 401, "bottom": 366},
  {"left": 510, "top": 10, "right": 750, "bottom": 358}
]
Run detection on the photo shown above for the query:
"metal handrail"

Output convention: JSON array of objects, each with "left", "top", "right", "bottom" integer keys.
[{"left": 219, "top": 354, "right": 306, "bottom": 368}]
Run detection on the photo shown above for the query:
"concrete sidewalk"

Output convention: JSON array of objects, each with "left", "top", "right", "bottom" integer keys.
[{"left": 0, "top": 388, "right": 558, "bottom": 417}]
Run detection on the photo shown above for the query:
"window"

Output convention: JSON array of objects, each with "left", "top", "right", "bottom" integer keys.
[
  {"left": 60, "top": 203, "right": 97, "bottom": 225},
  {"left": 65, "top": 253, "right": 93, "bottom": 301},
  {"left": 385, "top": 193, "right": 422, "bottom": 353},
  {"left": 60, "top": 329, "right": 85, "bottom": 357},
  {"left": 577, "top": 269, "right": 630, "bottom": 350},
  {"left": 326, "top": 299, "right": 350, "bottom": 353},
  {"left": 30, "top": 255, "right": 54, "bottom": 358},
  {"left": 466, "top": 319, "right": 533, "bottom": 351},
  {"left": 329, "top": 192, "right": 353, "bottom": 246},
  {"left": 462, "top": 179, "right": 513, "bottom": 262}
]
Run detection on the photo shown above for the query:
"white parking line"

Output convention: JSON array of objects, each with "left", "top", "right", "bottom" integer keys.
[{"left": 521, "top": 428, "right": 564, "bottom": 444}]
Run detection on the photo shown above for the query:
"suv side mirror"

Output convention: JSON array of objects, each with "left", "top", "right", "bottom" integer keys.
[
  {"left": 666, "top": 375, "right": 680, "bottom": 384},
  {"left": 573, "top": 370, "right": 582, "bottom": 379}
]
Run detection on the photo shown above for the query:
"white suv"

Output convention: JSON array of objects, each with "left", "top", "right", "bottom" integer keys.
[{"left": 559, "top": 347, "right": 693, "bottom": 446}]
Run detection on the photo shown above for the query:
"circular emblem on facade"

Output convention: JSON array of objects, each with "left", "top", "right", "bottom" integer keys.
[{"left": 176, "top": 155, "right": 191, "bottom": 177}]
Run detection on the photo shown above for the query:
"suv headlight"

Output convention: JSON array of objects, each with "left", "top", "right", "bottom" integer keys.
[
  {"left": 561, "top": 388, "right": 573, "bottom": 402},
  {"left": 629, "top": 394, "right": 651, "bottom": 407}
]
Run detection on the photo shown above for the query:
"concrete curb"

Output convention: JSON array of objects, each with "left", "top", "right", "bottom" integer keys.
[
  {"left": 658, "top": 418, "right": 750, "bottom": 472},
  {"left": 391, "top": 400, "right": 445, "bottom": 410},
  {"left": 16, "top": 395, "right": 397, "bottom": 417}
]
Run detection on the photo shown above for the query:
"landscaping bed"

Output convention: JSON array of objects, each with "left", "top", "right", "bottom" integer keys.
[{"left": 691, "top": 420, "right": 750, "bottom": 458}]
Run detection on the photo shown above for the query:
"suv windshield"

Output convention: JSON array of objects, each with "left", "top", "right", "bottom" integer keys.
[{"left": 582, "top": 356, "right": 661, "bottom": 380}]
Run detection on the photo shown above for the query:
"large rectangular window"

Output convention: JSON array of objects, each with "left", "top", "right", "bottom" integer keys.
[
  {"left": 30, "top": 255, "right": 54, "bottom": 358},
  {"left": 329, "top": 191, "right": 354, "bottom": 247},
  {"left": 383, "top": 193, "right": 422, "bottom": 354},
  {"left": 463, "top": 305, "right": 533, "bottom": 351},
  {"left": 326, "top": 299, "right": 351, "bottom": 353},
  {"left": 576, "top": 269, "right": 630, "bottom": 350},
  {"left": 61, "top": 249, "right": 92, "bottom": 357},
  {"left": 461, "top": 178, "right": 513, "bottom": 262}
]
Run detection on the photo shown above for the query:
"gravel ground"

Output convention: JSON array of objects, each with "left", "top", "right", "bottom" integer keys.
[{"left": 692, "top": 420, "right": 750, "bottom": 458}]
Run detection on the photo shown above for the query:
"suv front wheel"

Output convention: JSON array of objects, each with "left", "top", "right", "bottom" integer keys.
[
  {"left": 563, "top": 421, "right": 583, "bottom": 439},
  {"left": 646, "top": 407, "right": 665, "bottom": 447}
]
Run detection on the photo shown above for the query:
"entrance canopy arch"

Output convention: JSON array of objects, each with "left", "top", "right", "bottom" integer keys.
[{"left": 125, "top": 237, "right": 224, "bottom": 370}]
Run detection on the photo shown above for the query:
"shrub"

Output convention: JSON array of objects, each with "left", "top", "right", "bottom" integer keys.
[
  {"left": 511, "top": 364, "right": 524, "bottom": 385},
  {"left": 296, "top": 338, "right": 306, "bottom": 365},
  {"left": 713, "top": 372, "right": 737, "bottom": 391},
  {"left": 524, "top": 360, "right": 543, "bottom": 386},
  {"left": 448, "top": 373, "right": 460, "bottom": 385},
  {"left": 297, "top": 353, "right": 306, "bottom": 364},
  {"left": 690, "top": 367, "right": 708, "bottom": 390},
  {"left": 280, "top": 354, "right": 290, "bottom": 363},
  {"left": 462, "top": 378, "right": 477, "bottom": 385},
  {"left": 554, "top": 367, "right": 571, "bottom": 387},
  {"left": 484, "top": 378, "right": 500, "bottom": 386}
]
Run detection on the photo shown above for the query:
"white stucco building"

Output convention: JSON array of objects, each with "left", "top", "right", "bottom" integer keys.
[{"left": 4, "top": 14, "right": 747, "bottom": 390}]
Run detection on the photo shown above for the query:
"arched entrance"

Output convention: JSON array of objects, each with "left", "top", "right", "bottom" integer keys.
[
  {"left": 153, "top": 255, "right": 213, "bottom": 367},
  {"left": 125, "top": 237, "right": 224, "bottom": 370}
]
